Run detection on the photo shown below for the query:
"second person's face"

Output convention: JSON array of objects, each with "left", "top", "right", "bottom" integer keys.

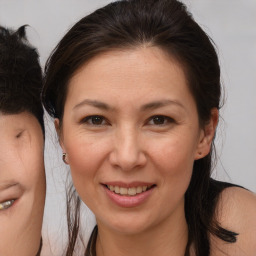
[
  {"left": 0, "top": 112, "right": 45, "bottom": 256},
  {"left": 59, "top": 47, "right": 209, "bottom": 235}
]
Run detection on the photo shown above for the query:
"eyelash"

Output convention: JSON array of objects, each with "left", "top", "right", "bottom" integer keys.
[
  {"left": 80, "top": 115, "right": 174, "bottom": 127},
  {"left": 81, "top": 115, "right": 109, "bottom": 126},
  {"left": 0, "top": 199, "right": 15, "bottom": 210},
  {"left": 147, "top": 115, "right": 175, "bottom": 126}
]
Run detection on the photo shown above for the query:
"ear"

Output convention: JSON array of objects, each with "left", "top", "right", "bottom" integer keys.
[
  {"left": 195, "top": 108, "right": 219, "bottom": 160},
  {"left": 55, "top": 118, "right": 69, "bottom": 164},
  {"left": 54, "top": 118, "right": 65, "bottom": 151}
]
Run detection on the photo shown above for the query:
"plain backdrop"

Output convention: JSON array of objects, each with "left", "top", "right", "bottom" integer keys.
[{"left": 0, "top": 0, "right": 255, "bottom": 255}]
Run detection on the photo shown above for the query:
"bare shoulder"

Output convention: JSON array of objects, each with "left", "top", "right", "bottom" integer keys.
[{"left": 210, "top": 186, "right": 256, "bottom": 256}]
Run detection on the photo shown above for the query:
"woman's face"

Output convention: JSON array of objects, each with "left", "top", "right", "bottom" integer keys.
[
  {"left": 0, "top": 112, "right": 45, "bottom": 255},
  {"left": 59, "top": 47, "right": 213, "bottom": 235}
]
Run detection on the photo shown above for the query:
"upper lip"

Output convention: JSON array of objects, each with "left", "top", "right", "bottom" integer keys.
[{"left": 102, "top": 181, "right": 155, "bottom": 188}]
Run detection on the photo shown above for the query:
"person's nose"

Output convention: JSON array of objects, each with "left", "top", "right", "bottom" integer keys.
[{"left": 109, "top": 125, "right": 147, "bottom": 171}]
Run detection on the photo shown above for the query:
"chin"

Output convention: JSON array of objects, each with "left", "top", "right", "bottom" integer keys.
[{"left": 97, "top": 212, "right": 156, "bottom": 235}]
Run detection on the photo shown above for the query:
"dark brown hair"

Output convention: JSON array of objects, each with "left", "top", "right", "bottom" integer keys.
[
  {"left": 42, "top": 0, "right": 237, "bottom": 255},
  {"left": 0, "top": 25, "right": 44, "bottom": 134}
]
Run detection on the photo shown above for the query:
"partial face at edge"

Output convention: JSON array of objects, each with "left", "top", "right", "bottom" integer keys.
[
  {"left": 58, "top": 47, "right": 217, "bottom": 234},
  {"left": 0, "top": 111, "right": 45, "bottom": 256}
]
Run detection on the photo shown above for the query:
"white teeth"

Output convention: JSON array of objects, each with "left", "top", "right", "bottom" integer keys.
[
  {"left": 0, "top": 200, "right": 15, "bottom": 210},
  {"left": 120, "top": 187, "right": 128, "bottom": 195},
  {"left": 128, "top": 187, "right": 137, "bottom": 196},
  {"left": 107, "top": 185, "right": 153, "bottom": 196},
  {"left": 114, "top": 186, "right": 120, "bottom": 193},
  {"left": 136, "top": 186, "right": 142, "bottom": 193}
]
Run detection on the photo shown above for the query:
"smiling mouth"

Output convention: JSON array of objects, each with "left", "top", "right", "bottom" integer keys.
[{"left": 105, "top": 184, "right": 156, "bottom": 196}]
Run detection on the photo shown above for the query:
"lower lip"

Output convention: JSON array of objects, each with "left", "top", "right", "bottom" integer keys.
[{"left": 103, "top": 185, "right": 155, "bottom": 208}]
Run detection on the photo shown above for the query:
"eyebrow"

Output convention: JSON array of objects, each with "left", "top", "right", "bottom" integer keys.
[
  {"left": 140, "top": 99, "right": 185, "bottom": 111},
  {"left": 73, "top": 99, "right": 111, "bottom": 111},
  {"left": 73, "top": 99, "right": 185, "bottom": 112}
]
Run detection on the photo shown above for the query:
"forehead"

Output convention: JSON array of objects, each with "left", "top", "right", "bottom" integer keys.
[
  {"left": 67, "top": 47, "right": 192, "bottom": 103},
  {"left": 0, "top": 111, "right": 44, "bottom": 170},
  {"left": 73, "top": 46, "right": 186, "bottom": 80},
  {"left": 0, "top": 111, "right": 42, "bottom": 137}
]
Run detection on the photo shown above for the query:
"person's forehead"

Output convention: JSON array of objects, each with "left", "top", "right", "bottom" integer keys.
[{"left": 0, "top": 111, "right": 38, "bottom": 132}]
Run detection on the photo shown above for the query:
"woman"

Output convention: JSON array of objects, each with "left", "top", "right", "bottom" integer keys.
[
  {"left": 42, "top": 0, "right": 256, "bottom": 255},
  {"left": 0, "top": 26, "right": 46, "bottom": 255}
]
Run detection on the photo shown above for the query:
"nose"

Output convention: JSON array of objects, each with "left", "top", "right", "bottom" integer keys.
[{"left": 109, "top": 126, "right": 147, "bottom": 171}]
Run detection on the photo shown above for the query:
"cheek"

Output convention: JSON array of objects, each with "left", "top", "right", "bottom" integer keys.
[
  {"left": 0, "top": 140, "right": 44, "bottom": 189},
  {"left": 64, "top": 135, "right": 110, "bottom": 191},
  {"left": 148, "top": 133, "right": 197, "bottom": 169},
  {"left": 147, "top": 134, "right": 196, "bottom": 190},
  {"left": 145, "top": 139, "right": 195, "bottom": 219},
  {"left": 18, "top": 141, "right": 45, "bottom": 190},
  {"left": 0, "top": 145, "right": 45, "bottom": 244}
]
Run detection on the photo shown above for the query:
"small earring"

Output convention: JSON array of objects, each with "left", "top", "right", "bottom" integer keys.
[{"left": 62, "top": 153, "right": 68, "bottom": 164}]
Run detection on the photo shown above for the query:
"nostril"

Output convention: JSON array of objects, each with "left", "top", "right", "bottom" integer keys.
[
  {"left": 109, "top": 133, "right": 146, "bottom": 169},
  {"left": 109, "top": 152, "right": 146, "bottom": 171}
]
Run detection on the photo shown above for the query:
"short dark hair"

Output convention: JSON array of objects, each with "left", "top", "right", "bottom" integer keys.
[{"left": 0, "top": 25, "right": 44, "bottom": 134}]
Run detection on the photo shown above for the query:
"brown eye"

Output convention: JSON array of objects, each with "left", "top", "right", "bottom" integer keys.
[
  {"left": 152, "top": 116, "right": 166, "bottom": 125},
  {"left": 148, "top": 115, "right": 174, "bottom": 125},
  {"left": 90, "top": 116, "right": 104, "bottom": 125},
  {"left": 82, "top": 115, "right": 107, "bottom": 126}
]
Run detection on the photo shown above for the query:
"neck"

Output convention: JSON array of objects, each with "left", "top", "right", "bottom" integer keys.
[{"left": 96, "top": 207, "right": 188, "bottom": 256}]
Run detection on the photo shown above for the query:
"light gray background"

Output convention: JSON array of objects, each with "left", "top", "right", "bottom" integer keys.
[{"left": 0, "top": 0, "right": 255, "bottom": 255}]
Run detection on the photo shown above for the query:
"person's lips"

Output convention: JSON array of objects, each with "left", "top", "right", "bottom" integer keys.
[{"left": 102, "top": 182, "right": 156, "bottom": 207}]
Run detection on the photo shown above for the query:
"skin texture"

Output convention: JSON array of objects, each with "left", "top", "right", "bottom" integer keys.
[
  {"left": 57, "top": 47, "right": 218, "bottom": 256},
  {"left": 0, "top": 112, "right": 45, "bottom": 256}
]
